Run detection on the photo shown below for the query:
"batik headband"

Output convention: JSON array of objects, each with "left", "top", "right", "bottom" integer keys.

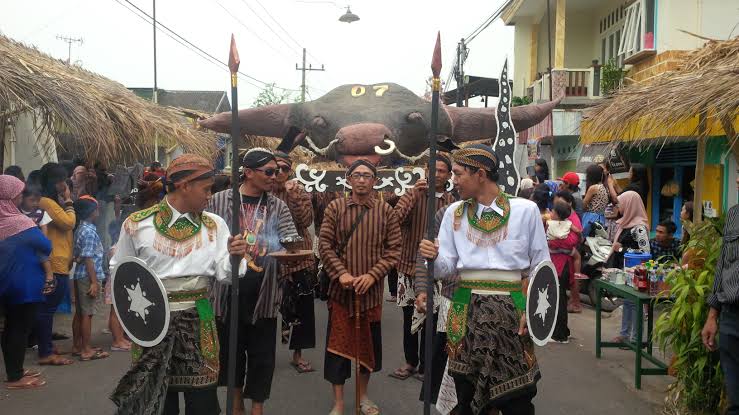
[
  {"left": 242, "top": 147, "right": 276, "bottom": 168},
  {"left": 453, "top": 146, "right": 499, "bottom": 172},
  {"left": 166, "top": 154, "right": 215, "bottom": 187}
]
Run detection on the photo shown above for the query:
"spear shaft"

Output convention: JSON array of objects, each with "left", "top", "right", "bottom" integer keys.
[
  {"left": 227, "top": 34, "right": 241, "bottom": 415},
  {"left": 423, "top": 32, "right": 442, "bottom": 415}
]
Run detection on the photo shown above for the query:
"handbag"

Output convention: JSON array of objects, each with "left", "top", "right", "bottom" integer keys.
[{"left": 317, "top": 206, "right": 369, "bottom": 301}]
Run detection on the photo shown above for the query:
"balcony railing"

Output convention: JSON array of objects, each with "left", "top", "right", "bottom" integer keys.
[{"left": 528, "top": 67, "right": 602, "bottom": 102}]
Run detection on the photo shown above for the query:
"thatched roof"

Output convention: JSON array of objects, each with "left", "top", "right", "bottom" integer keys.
[
  {"left": 583, "top": 35, "right": 739, "bottom": 146},
  {"left": 0, "top": 35, "right": 217, "bottom": 161}
]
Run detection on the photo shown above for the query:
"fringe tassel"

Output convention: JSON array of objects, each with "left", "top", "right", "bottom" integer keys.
[
  {"left": 465, "top": 225, "right": 508, "bottom": 247},
  {"left": 152, "top": 232, "right": 203, "bottom": 258},
  {"left": 123, "top": 219, "right": 138, "bottom": 236}
]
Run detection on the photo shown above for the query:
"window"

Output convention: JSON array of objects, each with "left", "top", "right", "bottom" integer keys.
[
  {"left": 619, "top": 0, "right": 656, "bottom": 61},
  {"left": 599, "top": 2, "right": 628, "bottom": 66}
]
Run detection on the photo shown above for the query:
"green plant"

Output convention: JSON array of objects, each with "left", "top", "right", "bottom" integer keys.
[
  {"left": 600, "top": 59, "right": 625, "bottom": 95},
  {"left": 653, "top": 216, "right": 726, "bottom": 414},
  {"left": 252, "top": 83, "right": 293, "bottom": 107},
  {"left": 511, "top": 96, "right": 532, "bottom": 107}
]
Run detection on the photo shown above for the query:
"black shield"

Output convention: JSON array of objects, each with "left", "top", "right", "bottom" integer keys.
[
  {"left": 526, "top": 261, "right": 560, "bottom": 346},
  {"left": 111, "top": 257, "right": 170, "bottom": 347}
]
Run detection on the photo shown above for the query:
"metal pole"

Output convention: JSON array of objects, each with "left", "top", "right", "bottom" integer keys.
[
  {"left": 153, "top": 0, "right": 159, "bottom": 162},
  {"left": 226, "top": 35, "right": 241, "bottom": 415},
  {"left": 301, "top": 48, "right": 307, "bottom": 103},
  {"left": 546, "top": 0, "right": 553, "bottom": 100},
  {"left": 423, "top": 32, "right": 442, "bottom": 415}
]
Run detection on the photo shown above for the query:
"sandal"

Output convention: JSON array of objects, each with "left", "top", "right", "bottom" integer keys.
[
  {"left": 5, "top": 376, "right": 46, "bottom": 390},
  {"left": 39, "top": 355, "right": 74, "bottom": 366},
  {"left": 290, "top": 360, "right": 316, "bottom": 373},
  {"left": 79, "top": 350, "right": 110, "bottom": 361},
  {"left": 23, "top": 369, "right": 42, "bottom": 378},
  {"left": 389, "top": 365, "right": 416, "bottom": 380},
  {"left": 360, "top": 399, "right": 380, "bottom": 415}
]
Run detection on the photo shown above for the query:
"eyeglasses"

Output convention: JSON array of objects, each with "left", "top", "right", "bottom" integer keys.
[
  {"left": 349, "top": 173, "right": 375, "bottom": 181},
  {"left": 277, "top": 165, "right": 291, "bottom": 174},
  {"left": 253, "top": 168, "right": 276, "bottom": 177}
]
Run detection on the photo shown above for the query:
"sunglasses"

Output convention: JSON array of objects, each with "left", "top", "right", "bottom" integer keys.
[
  {"left": 254, "top": 168, "right": 276, "bottom": 177},
  {"left": 277, "top": 165, "right": 291, "bottom": 173}
]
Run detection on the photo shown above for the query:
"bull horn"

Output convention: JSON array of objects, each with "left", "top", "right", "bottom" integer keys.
[
  {"left": 198, "top": 103, "right": 294, "bottom": 138},
  {"left": 374, "top": 139, "right": 396, "bottom": 155},
  {"left": 444, "top": 97, "right": 561, "bottom": 141}
]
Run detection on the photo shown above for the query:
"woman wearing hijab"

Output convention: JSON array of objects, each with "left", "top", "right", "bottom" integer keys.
[
  {"left": 0, "top": 175, "right": 52, "bottom": 389},
  {"left": 35, "top": 163, "right": 76, "bottom": 366},
  {"left": 608, "top": 191, "right": 651, "bottom": 345}
]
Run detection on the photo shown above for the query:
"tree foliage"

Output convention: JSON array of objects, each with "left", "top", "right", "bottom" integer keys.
[{"left": 252, "top": 83, "right": 293, "bottom": 107}]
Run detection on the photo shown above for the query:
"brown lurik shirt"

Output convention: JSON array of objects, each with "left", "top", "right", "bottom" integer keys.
[
  {"left": 393, "top": 188, "right": 455, "bottom": 276},
  {"left": 319, "top": 196, "right": 402, "bottom": 313}
]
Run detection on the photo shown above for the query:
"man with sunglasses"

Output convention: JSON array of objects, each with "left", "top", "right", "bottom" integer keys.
[
  {"left": 271, "top": 151, "right": 317, "bottom": 374},
  {"left": 207, "top": 148, "right": 300, "bottom": 415},
  {"left": 319, "top": 159, "right": 402, "bottom": 415}
]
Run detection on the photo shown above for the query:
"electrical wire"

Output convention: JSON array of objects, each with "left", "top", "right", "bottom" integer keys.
[
  {"left": 214, "top": 0, "right": 296, "bottom": 63},
  {"left": 464, "top": 1, "right": 507, "bottom": 44},
  {"left": 252, "top": 0, "right": 324, "bottom": 64},
  {"left": 117, "top": 0, "right": 300, "bottom": 91},
  {"left": 237, "top": 0, "right": 303, "bottom": 58}
]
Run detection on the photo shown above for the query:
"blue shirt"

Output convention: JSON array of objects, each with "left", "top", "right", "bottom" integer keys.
[
  {"left": 0, "top": 227, "right": 51, "bottom": 304},
  {"left": 649, "top": 238, "right": 681, "bottom": 263},
  {"left": 73, "top": 221, "right": 104, "bottom": 281}
]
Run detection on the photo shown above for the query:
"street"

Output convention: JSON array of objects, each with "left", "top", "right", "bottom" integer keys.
[{"left": 0, "top": 299, "right": 669, "bottom": 414}]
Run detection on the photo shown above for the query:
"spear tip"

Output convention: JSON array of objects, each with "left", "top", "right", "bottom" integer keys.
[
  {"left": 431, "top": 31, "right": 442, "bottom": 78},
  {"left": 229, "top": 34, "right": 240, "bottom": 74}
]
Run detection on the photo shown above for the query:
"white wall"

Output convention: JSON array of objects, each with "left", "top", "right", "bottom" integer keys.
[
  {"left": 512, "top": 21, "right": 533, "bottom": 97},
  {"left": 2, "top": 111, "right": 57, "bottom": 172},
  {"left": 657, "top": 0, "right": 739, "bottom": 51}
]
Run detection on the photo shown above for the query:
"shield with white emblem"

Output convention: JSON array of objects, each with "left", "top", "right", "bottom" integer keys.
[
  {"left": 526, "top": 260, "right": 559, "bottom": 346},
  {"left": 111, "top": 256, "right": 170, "bottom": 347}
]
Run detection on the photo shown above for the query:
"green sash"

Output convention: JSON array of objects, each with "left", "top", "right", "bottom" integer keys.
[{"left": 446, "top": 280, "right": 525, "bottom": 358}]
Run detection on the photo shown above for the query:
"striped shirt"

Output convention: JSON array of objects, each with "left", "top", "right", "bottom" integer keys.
[
  {"left": 709, "top": 204, "right": 739, "bottom": 309},
  {"left": 273, "top": 181, "right": 314, "bottom": 274},
  {"left": 393, "top": 189, "right": 455, "bottom": 276},
  {"left": 319, "top": 196, "right": 402, "bottom": 313},
  {"left": 206, "top": 189, "right": 299, "bottom": 321},
  {"left": 414, "top": 205, "right": 457, "bottom": 299}
]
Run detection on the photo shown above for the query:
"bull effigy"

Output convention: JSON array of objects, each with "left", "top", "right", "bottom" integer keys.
[{"left": 199, "top": 63, "right": 558, "bottom": 196}]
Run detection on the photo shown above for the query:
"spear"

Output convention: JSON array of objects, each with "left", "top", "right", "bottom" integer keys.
[
  {"left": 423, "top": 32, "right": 442, "bottom": 415},
  {"left": 226, "top": 34, "right": 241, "bottom": 415}
]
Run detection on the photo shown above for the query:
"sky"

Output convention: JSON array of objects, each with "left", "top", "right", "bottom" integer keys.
[{"left": 2, "top": 0, "right": 514, "bottom": 109}]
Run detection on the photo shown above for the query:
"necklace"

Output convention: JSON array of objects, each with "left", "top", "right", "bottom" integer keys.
[{"left": 239, "top": 192, "right": 264, "bottom": 247}]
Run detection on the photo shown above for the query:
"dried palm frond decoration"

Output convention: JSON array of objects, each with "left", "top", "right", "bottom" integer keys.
[
  {"left": 584, "top": 35, "right": 739, "bottom": 148},
  {"left": 0, "top": 35, "right": 217, "bottom": 162}
]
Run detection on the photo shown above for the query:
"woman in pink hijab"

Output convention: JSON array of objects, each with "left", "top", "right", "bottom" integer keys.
[
  {"left": 0, "top": 175, "right": 52, "bottom": 389},
  {"left": 609, "top": 190, "right": 651, "bottom": 344}
]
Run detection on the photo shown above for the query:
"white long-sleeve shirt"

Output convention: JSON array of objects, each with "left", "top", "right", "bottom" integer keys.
[
  {"left": 435, "top": 197, "right": 550, "bottom": 279},
  {"left": 111, "top": 200, "right": 244, "bottom": 284}
]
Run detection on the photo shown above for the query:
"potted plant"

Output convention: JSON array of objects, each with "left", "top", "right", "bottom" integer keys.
[
  {"left": 653, "top": 216, "right": 727, "bottom": 414},
  {"left": 600, "top": 59, "right": 625, "bottom": 95}
]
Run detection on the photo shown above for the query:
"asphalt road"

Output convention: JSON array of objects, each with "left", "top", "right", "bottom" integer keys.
[{"left": 1, "top": 297, "right": 669, "bottom": 414}]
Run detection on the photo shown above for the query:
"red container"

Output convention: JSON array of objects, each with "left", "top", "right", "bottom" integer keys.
[{"left": 635, "top": 266, "right": 648, "bottom": 292}]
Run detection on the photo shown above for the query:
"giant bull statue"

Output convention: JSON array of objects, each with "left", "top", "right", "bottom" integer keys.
[{"left": 199, "top": 82, "right": 558, "bottom": 166}]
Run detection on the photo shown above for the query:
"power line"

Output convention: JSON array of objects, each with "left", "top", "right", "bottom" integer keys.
[
  {"left": 237, "top": 0, "right": 303, "bottom": 58},
  {"left": 464, "top": 1, "right": 507, "bottom": 44},
  {"left": 252, "top": 0, "right": 323, "bottom": 64},
  {"left": 117, "top": 0, "right": 299, "bottom": 91},
  {"left": 113, "top": 0, "right": 263, "bottom": 90},
  {"left": 214, "top": 0, "right": 296, "bottom": 62}
]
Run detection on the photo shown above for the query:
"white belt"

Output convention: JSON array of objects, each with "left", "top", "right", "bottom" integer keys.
[
  {"left": 459, "top": 269, "right": 522, "bottom": 296},
  {"left": 162, "top": 276, "right": 209, "bottom": 311}
]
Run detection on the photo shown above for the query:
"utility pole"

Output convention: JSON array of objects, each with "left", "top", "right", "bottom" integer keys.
[
  {"left": 454, "top": 38, "right": 467, "bottom": 107},
  {"left": 153, "top": 0, "right": 159, "bottom": 162},
  {"left": 56, "top": 35, "right": 83, "bottom": 64},
  {"left": 295, "top": 48, "right": 324, "bottom": 102}
]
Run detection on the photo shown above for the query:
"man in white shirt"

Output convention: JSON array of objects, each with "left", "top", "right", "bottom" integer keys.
[
  {"left": 420, "top": 144, "right": 549, "bottom": 415},
  {"left": 110, "top": 154, "right": 247, "bottom": 415}
]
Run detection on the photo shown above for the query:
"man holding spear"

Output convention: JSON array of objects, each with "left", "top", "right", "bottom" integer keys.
[{"left": 319, "top": 159, "right": 402, "bottom": 415}]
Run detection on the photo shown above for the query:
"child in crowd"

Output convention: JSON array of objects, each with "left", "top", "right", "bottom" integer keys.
[
  {"left": 20, "top": 185, "right": 55, "bottom": 294},
  {"left": 71, "top": 196, "right": 109, "bottom": 361},
  {"left": 546, "top": 201, "right": 579, "bottom": 342},
  {"left": 552, "top": 192, "right": 587, "bottom": 313},
  {"left": 546, "top": 201, "right": 573, "bottom": 241}
]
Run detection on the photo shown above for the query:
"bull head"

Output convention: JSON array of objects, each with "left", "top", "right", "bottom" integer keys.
[{"left": 199, "top": 83, "right": 559, "bottom": 166}]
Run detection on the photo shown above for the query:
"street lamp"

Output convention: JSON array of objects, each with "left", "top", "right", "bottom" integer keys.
[{"left": 338, "top": 6, "right": 359, "bottom": 23}]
